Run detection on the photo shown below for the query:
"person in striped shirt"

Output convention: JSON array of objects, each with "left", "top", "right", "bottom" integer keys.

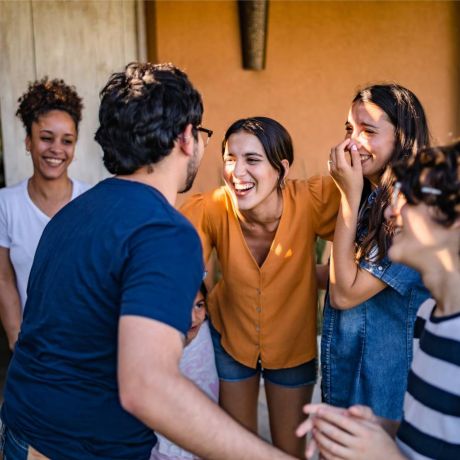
[{"left": 296, "top": 141, "right": 460, "bottom": 460}]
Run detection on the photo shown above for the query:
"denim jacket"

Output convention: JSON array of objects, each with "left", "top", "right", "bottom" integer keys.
[{"left": 321, "top": 191, "right": 430, "bottom": 420}]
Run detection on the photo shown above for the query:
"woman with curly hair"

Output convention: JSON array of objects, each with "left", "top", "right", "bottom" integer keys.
[{"left": 0, "top": 77, "right": 90, "bottom": 350}]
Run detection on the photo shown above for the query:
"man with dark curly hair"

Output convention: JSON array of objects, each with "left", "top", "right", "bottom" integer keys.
[{"left": 1, "top": 63, "right": 297, "bottom": 460}]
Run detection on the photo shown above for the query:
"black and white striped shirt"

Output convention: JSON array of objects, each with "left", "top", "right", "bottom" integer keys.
[{"left": 396, "top": 298, "right": 460, "bottom": 459}]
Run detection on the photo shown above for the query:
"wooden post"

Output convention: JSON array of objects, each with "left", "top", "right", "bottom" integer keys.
[{"left": 238, "top": 0, "right": 269, "bottom": 70}]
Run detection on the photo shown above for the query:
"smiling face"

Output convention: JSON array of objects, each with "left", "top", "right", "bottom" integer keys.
[
  {"left": 186, "top": 291, "right": 206, "bottom": 344},
  {"left": 223, "top": 131, "right": 285, "bottom": 214},
  {"left": 26, "top": 109, "right": 77, "bottom": 181},
  {"left": 386, "top": 195, "right": 455, "bottom": 273},
  {"left": 345, "top": 101, "right": 396, "bottom": 187}
]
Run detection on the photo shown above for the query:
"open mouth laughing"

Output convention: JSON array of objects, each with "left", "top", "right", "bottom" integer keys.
[{"left": 232, "top": 181, "right": 255, "bottom": 196}]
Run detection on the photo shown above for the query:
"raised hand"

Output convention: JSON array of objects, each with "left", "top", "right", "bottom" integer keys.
[{"left": 328, "top": 139, "right": 364, "bottom": 201}]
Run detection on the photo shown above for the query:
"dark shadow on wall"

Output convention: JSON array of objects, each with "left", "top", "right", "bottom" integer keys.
[
  {"left": 0, "top": 111, "right": 5, "bottom": 188},
  {"left": 144, "top": 0, "right": 158, "bottom": 63},
  {"left": 0, "top": 110, "right": 11, "bottom": 399},
  {"left": 451, "top": 2, "right": 460, "bottom": 138}
]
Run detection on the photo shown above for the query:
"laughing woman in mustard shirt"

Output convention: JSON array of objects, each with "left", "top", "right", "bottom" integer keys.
[{"left": 181, "top": 117, "right": 339, "bottom": 457}]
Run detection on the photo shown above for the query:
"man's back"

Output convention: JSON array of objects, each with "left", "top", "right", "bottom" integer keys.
[{"left": 2, "top": 178, "right": 203, "bottom": 460}]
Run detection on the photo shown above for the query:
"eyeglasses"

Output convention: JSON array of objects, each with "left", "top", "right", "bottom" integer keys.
[
  {"left": 391, "top": 181, "right": 442, "bottom": 209},
  {"left": 196, "top": 126, "right": 213, "bottom": 146}
]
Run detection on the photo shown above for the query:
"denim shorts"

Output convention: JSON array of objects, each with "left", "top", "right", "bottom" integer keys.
[{"left": 209, "top": 323, "right": 317, "bottom": 388}]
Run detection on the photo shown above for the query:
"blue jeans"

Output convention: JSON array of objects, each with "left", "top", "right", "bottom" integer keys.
[
  {"left": 321, "top": 257, "right": 430, "bottom": 420},
  {"left": 210, "top": 322, "right": 317, "bottom": 387},
  {"left": 1, "top": 424, "right": 29, "bottom": 460}
]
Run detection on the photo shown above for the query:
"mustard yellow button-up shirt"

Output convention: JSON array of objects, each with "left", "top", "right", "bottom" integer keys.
[{"left": 181, "top": 176, "right": 339, "bottom": 369}]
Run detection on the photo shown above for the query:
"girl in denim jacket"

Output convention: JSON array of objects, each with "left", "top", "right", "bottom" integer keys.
[
  {"left": 321, "top": 84, "right": 431, "bottom": 420},
  {"left": 299, "top": 142, "right": 460, "bottom": 460}
]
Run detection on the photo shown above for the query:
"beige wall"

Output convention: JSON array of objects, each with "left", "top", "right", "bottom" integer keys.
[
  {"left": 0, "top": 0, "right": 141, "bottom": 186},
  {"left": 148, "top": 0, "right": 460, "bottom": 201},
  {"left": 1, "top": 1, "right": 458, "bottom": 191}
]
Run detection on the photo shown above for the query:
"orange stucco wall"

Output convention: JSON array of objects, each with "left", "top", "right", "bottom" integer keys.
[{"left": 146, "top": 0, "right": 460, "bottom": 200}]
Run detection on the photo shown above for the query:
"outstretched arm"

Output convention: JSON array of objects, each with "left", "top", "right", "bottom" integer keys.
[
  {"left": 328, "top": 140, "right": 386, "bottom": 309},
  {"left": 118, "top": 316, "right": 295, "bottom": 460}
]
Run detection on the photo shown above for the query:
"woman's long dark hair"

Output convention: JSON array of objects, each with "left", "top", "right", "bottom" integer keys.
[{"left": 354, "top": 84, "right": 430, "bottom": 262}]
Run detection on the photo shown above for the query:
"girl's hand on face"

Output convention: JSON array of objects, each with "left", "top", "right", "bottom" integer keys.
[
  {"left": 311, "top": 407, "right": 403, "bottom": 460},
  {"left": 328, "top": 139, "right": 364, "bottom": 200}
]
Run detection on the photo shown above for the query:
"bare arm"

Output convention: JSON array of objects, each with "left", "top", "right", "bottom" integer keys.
[
  {"left": 0, "top": 247, "right": 22, "bottom": 350},
  {"left": 118, "top": 316, "right": 295, "bottom": 460},
  {"left": 328, "top": 141, "right": 386, "bottom": 309}
]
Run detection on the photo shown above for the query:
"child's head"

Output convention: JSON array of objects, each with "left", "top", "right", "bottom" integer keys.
[
  {"left": 186, "top": 283, "right": 207, "bottom": 345},
  {"left": 386, "top": 141, "right": 460, "bottom": 271}
]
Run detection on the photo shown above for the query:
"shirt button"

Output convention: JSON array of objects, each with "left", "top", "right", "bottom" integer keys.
[
  {"left": 255, "top": 326, "right": 260, "bottom": 332},
  {"left": 256, "top": 307, "right": 261, "bottom": 313},
  {"left": 378, "top": 266, "right": 383, "bottom": 271},
  {"left": 256, "top": 288, "right": 261, "bottom": 295}
]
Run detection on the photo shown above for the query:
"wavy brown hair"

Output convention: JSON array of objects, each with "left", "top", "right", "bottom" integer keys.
[
  {"left": 394, "top": 142, "right": 460, "bottom": 226},
  {"left": 354, "top": 84, "right": 430, "bottom": 262}
]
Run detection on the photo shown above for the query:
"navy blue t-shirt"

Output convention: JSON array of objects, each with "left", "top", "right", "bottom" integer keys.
[{"left": 1, "top": 178, "right": 204, "bottom": 460}]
